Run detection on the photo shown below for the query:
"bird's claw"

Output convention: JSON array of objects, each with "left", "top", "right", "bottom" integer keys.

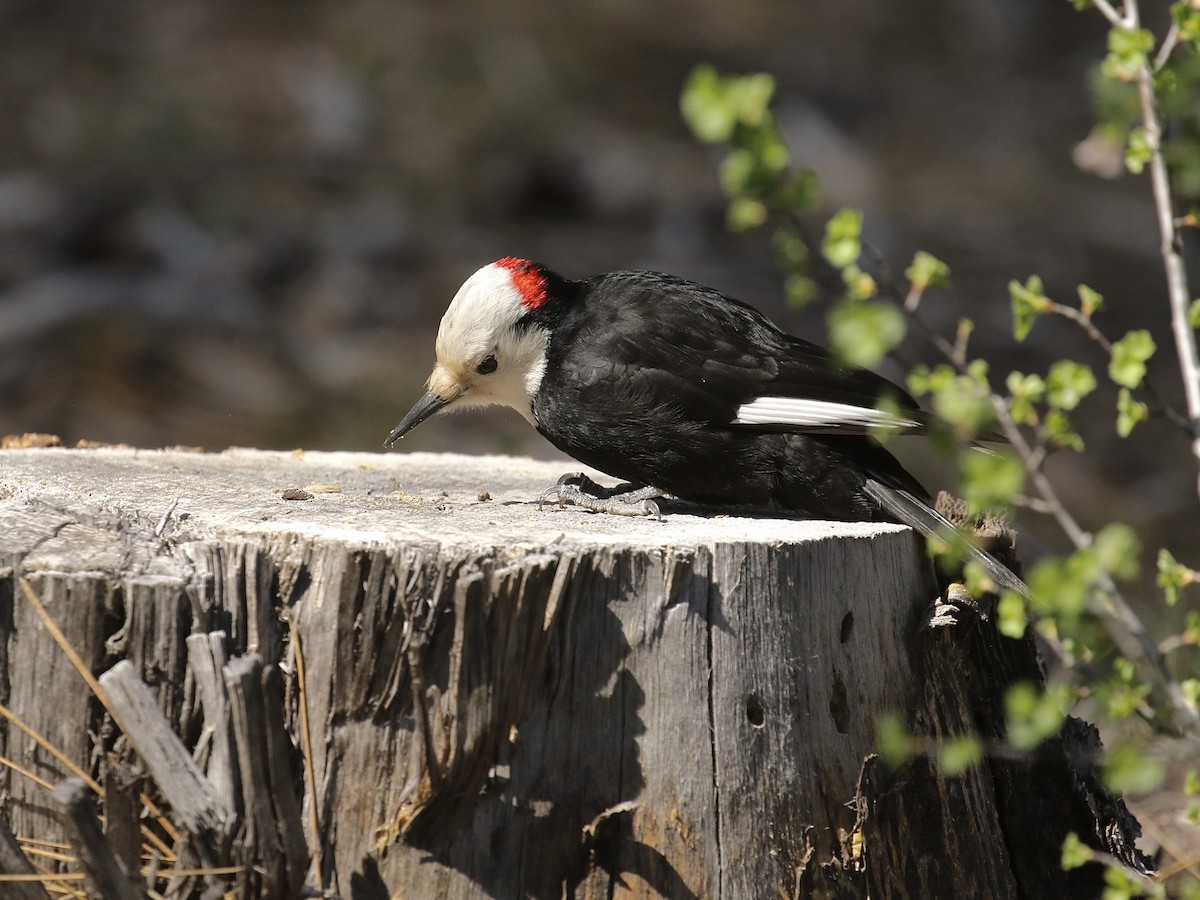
[
  {"left": 537, "top": 474, "right": 665, "bottom": 520},
  {"left": 537, "top": 484, "right": 566, "bottom": 510}
]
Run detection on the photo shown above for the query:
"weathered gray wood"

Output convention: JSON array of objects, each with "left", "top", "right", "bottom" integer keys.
[
  {"left": 0, "top": 814, "right": 50, "bottom": 900},
  {"left": 184, "top": 632, "right": 238, "bottom": 820},
  {"left": 223, "top": 654, "right": 308, "bottom": 898},
  {"left": 104, "top": 762, "right": 146, "bottom": 894},
  {"left": 0, "top": 447, "right": 1148, "bottom": 899},
  {"left": 97, "top": 661, "right": 231, "bottom": 855},
  {"left": 708, "top": 537, "right": 930, "bottom": 897},
  {"left": 51, "top": 777, "right": 143, "bottom": 900}
]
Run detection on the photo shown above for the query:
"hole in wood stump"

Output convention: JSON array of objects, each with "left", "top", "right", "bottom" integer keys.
[
  {"left": 839, "top": 611, "right": 854, "bottom": 643},
  {"left": 829, "top": 672, "right": 850, "bottom": 734},
  {"left": 745, "top": 694, "right": 765, "bottom": 729}
]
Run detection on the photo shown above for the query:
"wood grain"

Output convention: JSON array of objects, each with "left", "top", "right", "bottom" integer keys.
[{"left": 0, "top": 447, "right": 1149, "bottom": 898}]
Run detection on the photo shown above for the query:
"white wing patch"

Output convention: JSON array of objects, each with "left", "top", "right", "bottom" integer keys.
[{"left": 733, "top": 396, "right": 921, "bottom": 430}]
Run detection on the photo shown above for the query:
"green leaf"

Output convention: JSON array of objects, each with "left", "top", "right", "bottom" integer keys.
[
  {"left": 724, "top": 72, "right": 777, "bottom": 128},
  {"left": 726, "top": 195, "right": 768, "bottom": 232},
  {"left": 1101, "top": 864, "right": 1141, "bottom": 900},
  {"left": 1190, "top": 298, "right": 1200, "bottom": 329},
  {"left": 680, "top": 65, "right": 776, "bottom": 143},
  {"left": 1116, "top": 388, "right": 1149, "bottom": 437},
  {"left": 1010, "top": 276, "right": 1051, "bottom": 341},
  {"left": 680, "top": 65, "right": 735, "bottom": 143},
  {"left": 1096, "top": 676, "right": 1151, "bottom": 720},
  {"left": 784, "top": 273, "right": 817, "bottom": 308},
  {"left": 959, "top": 449, "right": 1025, "bottom": 514},
  {"left": 719, "top": 148, "right": 756, "bottom": 195},
  {"left": 875, "top": 713, "right": 915, "bottom": 769},
  {"left": 910, "top": 362, "right": 997, "bottom": 439},
  {"left": 1093, "top": 523, "right": 1141, "bottom": 581},
  {"left": 841, "top": 264, "right": 878, "bottom": 302},
  {"left": 907, "top": 364, "right": 934, "bottom": 397},
  {"left": 868, "top": 392, "right": 910, "bottom": 445},
  {"left": 1182, "top": 679, "right": 1200, "bottom": 709},
  {"left": 1060, "top": 832, "right": 1092, "bottom": 872},
  {"left": 773, "top": 227, "right": 808, "bottom": 269},
  {"left": 1185, "top": 769, "right": 1200, "bottom": 796},
  {"left": 1077, "top": 284, "right": 1104, "bottom": 318},
  {"left": 1101, "top": 28, "right": 1155, "bottom": 83},
  {"left": 1046, "top": 360, "right": 1097, "bottom": 411},
  {"left": 938, "top": 735, "right": 984, "bottom": 776},
  {"left": 823, "top": 208, "right": 864, "bottom": 268},
  {"left": 1157, "top": 548, "right": 1198, "bottom": 606},
  {"left": 905, "top": 251, "right": 950, "bottom": 292},
  {"left": 1044, "top": 409, "right": 1085, "bottom": 452},
  {"left": 1172, "top": 1, "right": 1200, "bottom": 42},
  {"left": 827, "top": 299, "right": 904, "bottom": 368},
  {"left": 997, "top": 590, "right": 1028, "bottom": 639},
  {"left": 777, "top": 169, "right": 821, "bottom": 212},
  {"left": 1109, "top": 329, "right": 1156, "bottom": 388},
  {"left": 1125, "top": 127, "right": 1151, "bottom": 175},
  {"left": 1005, "top": 682, "right": 1068, "bottom": 750},
  {"left": 1102, "top": 742, "right": 1166, "bottom": 795},
  {"left": 1006, "top": 371, "right": 1046, "bottom": 425},
  {"left": 720, "top": 127, "right": 791, "bottom": 199},
  {"left": 1025, "top": 554, "right": 1090, "bottom": 626}
]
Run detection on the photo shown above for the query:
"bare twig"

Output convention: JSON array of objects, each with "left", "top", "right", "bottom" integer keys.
[
  {"left": 1122, "top": 0, "right": 1200, "bottom": 498},
  {"left": 1091, "top": 0, "right": 1131, "bottom": 28},
  {"left": 1153, "top": 22, "right": 1182, "bottom": 72}
]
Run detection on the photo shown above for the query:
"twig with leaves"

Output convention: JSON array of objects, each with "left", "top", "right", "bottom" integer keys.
[
  {"left": 1082, "top": 0, "right": 1200, "bottom": 496},
  {"left": 680, "top": 31, "right": 1200, "bottom": 890}
]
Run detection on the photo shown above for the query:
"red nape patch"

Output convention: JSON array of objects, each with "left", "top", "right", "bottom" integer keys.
[{"left": 495, "top": 257, "right": 548, "bottom": 310}]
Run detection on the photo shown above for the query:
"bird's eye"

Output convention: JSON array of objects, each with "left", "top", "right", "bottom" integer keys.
[{"left": 476, "top": 355, "right": 498, "bottom": 375}]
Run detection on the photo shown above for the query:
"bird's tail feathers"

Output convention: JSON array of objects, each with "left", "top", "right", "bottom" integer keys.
[{"left": 863, "top": 479, "right": 1030, "bottom": 599}]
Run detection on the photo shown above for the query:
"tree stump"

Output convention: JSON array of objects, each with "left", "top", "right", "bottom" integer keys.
[{"left": 0, "top": 447, "right": 1148, "bottom": 898}]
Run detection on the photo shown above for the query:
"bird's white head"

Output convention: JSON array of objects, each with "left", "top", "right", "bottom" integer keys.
[{"left": 385, "top": 258, "right": 553, "bottom": 445}]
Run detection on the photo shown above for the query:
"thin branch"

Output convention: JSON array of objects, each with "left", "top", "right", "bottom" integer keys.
[
  {"left": 856, "top": 238, "right": 1200, "bottom": 738},
  {"left": 1011, "top": 494, "right": 1057, "bottom": 515},
  {"left": 1047, "top": 302, "right": 1113, "bottom": 354},
  {"left": 931, "top": 315, "right": 1200, "bottom": 738},
  {"left": 1153, "top": 22, "right": 1182, "bottom": 72},
  {"left": 1091, "top": 0, "right": 1134, "bottom": 29},
  {"left": 1046, "top": 302, "right": 1193, "bottom": 431},
  {"left": 1138, "top": 68, "right": 1200, "bottom": 498}
]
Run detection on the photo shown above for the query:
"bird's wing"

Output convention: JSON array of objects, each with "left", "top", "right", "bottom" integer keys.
[{"left": 576, "top": 271, "right": 931, "bottom": 436}]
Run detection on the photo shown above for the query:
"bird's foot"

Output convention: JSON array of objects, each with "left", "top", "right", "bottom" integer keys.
[{"left": 538, "top": 473, "right": 666, "bottom": 520}]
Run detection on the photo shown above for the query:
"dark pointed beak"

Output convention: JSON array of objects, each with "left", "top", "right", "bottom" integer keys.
[{"left": 384, "top": 390, "right": 450, "bottom": 447}]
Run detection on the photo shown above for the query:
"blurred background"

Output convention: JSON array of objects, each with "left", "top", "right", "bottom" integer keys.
[{"left": 1, "top": 0, "right": 1196, "bottom": 569}]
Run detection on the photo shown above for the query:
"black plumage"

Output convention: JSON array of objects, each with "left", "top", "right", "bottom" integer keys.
[
  {"left": 386, "top": 260, "right": 1027, "bottom": 595},
  {"left": 523, "top": 269, "right": 929, "bottom": 522}
]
